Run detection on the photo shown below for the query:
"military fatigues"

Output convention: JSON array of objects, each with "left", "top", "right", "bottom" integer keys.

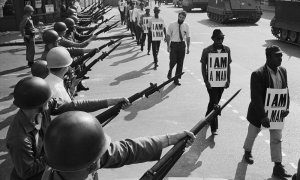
[
  {"left": 41, "top": 137, "right": 163, "bottom": 180},
  {"left": 59, "top": 36, "right": 90, "bottom": 48},
  {"left": 65, "top": 29, "right": 92, "bottom": 43},
  {"left": 6, "top": 98, "right": 109, "bottom": 180},
  {"left": 19, "top": 15, "right": 35, "bottom": 65}
]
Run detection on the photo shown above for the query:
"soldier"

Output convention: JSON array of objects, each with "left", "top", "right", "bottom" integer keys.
[
  {"left": 69, "top": 15, "right": 99, "bottom": 35},
  {"left": 6, "top": 77, "right": 129, "bottom": 180},
  {"left": 19, "top": 5, "right": 37, "bottom": 67},
  {"left": 148, "top": 7, "right": 166, "bottom": 70},
  {"left": 53, "top": 21, "right": 93, "bottom": 48},
  {"left": 166, "top": 11, "right": 190, "bottom": 86},
  {"left": 140, "top": 6, "right": 152, "bottom": 54},
  {"left": 242, "top": 45, "right": 291, "bottom": 179},
  {"left": 64, "top": 18, "right": 96, "bottom": 43},
  {"left": 31, "top": 60, "right": 49, "bottom": 79},
  {"left": 41, "top": 111, "right": 196, "bottom": 180},
  {"left": 200, "top": 29, "right": 231, "bottom": 135}
]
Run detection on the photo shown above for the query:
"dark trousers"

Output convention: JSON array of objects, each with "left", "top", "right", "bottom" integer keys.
[
  {"left": 129, "top": 21, "right": 136, "bottom": 36},
  {"left": 141, "top": 32, "right": 151, "bottom": 51},
  {"left": 135, "top": 25, "right": 142, "bottom": 43},
  {"left": 24, "top": 37, "right": 35, "bottom": 62},
  {"left": 205, "top": 87, "right": 224, "bottom": 131},
  {"left": 169, "top": 42, "right": 186, "bottom": 79},
  {"left": 152, "top": 40, "right": 161, "bottom": 64},
  {"left": 119, "top": 11, "right": 125, "bottom": 24}
]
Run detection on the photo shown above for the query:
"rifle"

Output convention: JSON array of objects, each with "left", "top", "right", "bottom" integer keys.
[
  {"left": 94, "top": 20, "right": 120, "bottom": 36},
  {"left": 139, "top": 89, "right": 242, "bottom": 180},
  {"left": 93, "top": 7, "right": 112, "bottom": 22},
  {"left": 76, "top": 42, "right": 121, "bottom": 79},
  {"left": 71, "top": 36, "right": 124, "bottom": 68},
  {"left": 85, "top": 15, "right": 115, "bottom": 35},
  {"left": 96, "top": 72, "right": 184, "bottom": 126}
]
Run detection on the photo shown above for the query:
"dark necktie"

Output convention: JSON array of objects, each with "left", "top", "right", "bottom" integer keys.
[{"left": 179, "top": 23, "right": 183, "bottom": 42}]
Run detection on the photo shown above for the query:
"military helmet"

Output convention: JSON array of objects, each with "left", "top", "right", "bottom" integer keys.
[
  {"left": 42, "top": 30, "right": 61, "bottom": 44},
  {"left": 54, "top": 22, "right": 68, "bottom": 32},
  {"left": 13, "top": 77, "right": 52, "bottom": 109},
  {"left": 64, "top": 18, "right": 76, "bottom": 29},
  {"left": 24, "top": 5, "right": 34, "bottom": 14},
  {"left": 67, "top": 7, "right": 77, "bottom": 16},
  {"left": 31, "top": 60, "right": 49, "bottom": 79},
  {"left": 44, "top": 111, "right": 111, "bottom": 172},
  {"left": 46, "top": 47, "right": 73, "bottom": 68},
  {"left": 69, "top": 15, "right": 79, "bottom": 24}
]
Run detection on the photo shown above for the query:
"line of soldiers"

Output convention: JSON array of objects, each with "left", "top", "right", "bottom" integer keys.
[
  {"left": 8, "top": 2, "right": 196, "bottom": 180},
  {"left": 10, "top": 1, "right": 300, "bottom": 180}
]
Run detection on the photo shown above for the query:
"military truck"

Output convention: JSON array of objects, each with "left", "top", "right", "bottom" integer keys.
[
  {"left": 182, "top": 0, "right": 208, "bottom": 12},
  {"left": 270, "top": 1, "right": 300, "bottom": 45},
  {"left": 206, "top": 0, "right": 262, "bottom": 24}
]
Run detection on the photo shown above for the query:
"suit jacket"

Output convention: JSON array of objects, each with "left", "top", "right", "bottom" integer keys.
[{"left": 247, "top": 64, "right": 289, "bottom": 128}]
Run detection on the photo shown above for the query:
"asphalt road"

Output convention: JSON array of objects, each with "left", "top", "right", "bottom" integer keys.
[{"left": 0, "top": 4, "right": 300, "bottom": 180}]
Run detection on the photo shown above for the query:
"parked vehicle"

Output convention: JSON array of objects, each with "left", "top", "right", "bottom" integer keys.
[
  {"left": 182, "top": 0, "right": 208, "bottom": 12},
  {"left": 270, "top": 1, "right": 300, "bottom": 45},
  {"left": 206, "top": 0, "right": 262, "bottom": 24},
  {"left": 173, "top": 0, "right": 183, "bottom": 7}
]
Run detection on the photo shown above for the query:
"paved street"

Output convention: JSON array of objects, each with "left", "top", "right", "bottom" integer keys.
[{"left": 0, "top": 4, "right": 300, "bottom": 180}]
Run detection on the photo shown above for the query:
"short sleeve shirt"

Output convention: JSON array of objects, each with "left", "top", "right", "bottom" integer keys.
[{"left": 167, "top": 21, "right": 190, "bottom": 42}]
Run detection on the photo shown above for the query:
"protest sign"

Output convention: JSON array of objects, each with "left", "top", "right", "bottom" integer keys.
[
  {"left": 151, "top": 22, "right": 164, "bottom": 41},
  {"left": 263, "top": 88, "right": 288, "bottom": 130},
  {"left": 208, "top": 53, "right": 228, "bottom": 87},
  {"left": 142, "top": 17, "right": 151, "bottom": 33}
]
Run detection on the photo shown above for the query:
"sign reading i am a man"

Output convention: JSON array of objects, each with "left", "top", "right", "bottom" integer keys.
[
  {"left": 151, "top": 22, "right": 164, "bottom": 41},
  {"left": 142, "top": 17, "right": 151, "bottom": 33},
  {"left": 208, "top": 53, "right": 228, "bottom": 87},
  {"left": 263, "top": 88, "right": 288, "bottom": 130}
]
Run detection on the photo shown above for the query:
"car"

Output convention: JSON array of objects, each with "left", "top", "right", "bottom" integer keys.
[
  {"left": 173, "top": 0, "right": 183, "bottom": 7},
  {"left": 164, "top": 0, "right": 173, "bottom": 5}
]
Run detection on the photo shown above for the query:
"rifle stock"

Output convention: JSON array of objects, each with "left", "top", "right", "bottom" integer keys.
[
  {"left": 76, "top": 42, "right": 121, "bottom": 78},
  {"left": 96, "top": 73, "right": 185, "bottom": 126},
  {"left": 139, "top": 89, "right": 242, "bottom": 180}
]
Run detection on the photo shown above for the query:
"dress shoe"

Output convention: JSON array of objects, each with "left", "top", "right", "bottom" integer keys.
[
  {"left": 167, "top": 70, "right": 172, "bottom": 79},
  {"left": 77, "top": 83, "right": 89, "bottom": 92},
  {"left": 174, "top": 81, "right": 181, "bottom": 86},
  {"left": 272, "top": 164, "right": 292, "bottom": 179},
  {"left": 28, "top": 62, "right": 34, "bottom": 67},
  {"left": 154, "top": 63, "right": 158, "bottom": 70},
  {"left": 211, "top": 130, "right": 218, "bottom": 135},
  {"left": 147, "top": 50, "right": 150, "bottom": 55},
  {"left": 243, "top": 151, "right": 254, "bottom": 164},
  {"left": 83, "top": 76, "right": 90, "bottom": 80},
  {"left": 141, "top": 46, "right": 143, "bottom": 51}
]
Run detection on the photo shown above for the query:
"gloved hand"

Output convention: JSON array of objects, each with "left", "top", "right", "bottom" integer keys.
[{"left": 261, "top": 117, "right": 270, "bottom": 128}]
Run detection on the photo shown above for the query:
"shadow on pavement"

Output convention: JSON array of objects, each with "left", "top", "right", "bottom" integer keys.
[
  {"left": 0, "top": 114, "right": 14, "bottom": 132},
  {"left": 0, "top": 104, "right": 18, "bottom": 115},
  {"left": 110, "top": 52, "right": 148, "bottom": 66},
  {"left": 197, "top": 19, "right": 258, "bottom": 28},
  {"left": 0, "top": 93, "right": 13, "bottom": 103},
  {"left": 264, "top": 39, "right": 300, "bottom": 59},
  {"left": 108, "top": 45, "right": 139, "bottom": 60},
  {"left": 233, "top": 160, "right": 248, "bottom": 180},
  {"left": 166, "top": 125, "right": 215, "bottom": 177},
  {"left": 123, "top": 83, "right": 176, "bottom": 121},
  {"left": 110, "top": 62, "right": 153, "bottom": 86},
  {"left": 0, "top": 66, "right": 29, "bottom": 76},
  {"left": 0, "top": 138, "right": 13, "bottom": 180}
]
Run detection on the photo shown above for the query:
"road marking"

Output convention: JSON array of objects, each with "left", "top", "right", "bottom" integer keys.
[
  {"left": 239, "top": 116, "right": 246, "bottom": 121},
  {"left": 290, "top": 163, "right": 297, "bottom": 169},
  {"left": 232, "top": 109, "right": 239, "bottom": 114},
  {"left": 191, "top": 42, "right": 204, "bottom": 44},
  {"left": 265, "top": 140, "right": 270, "bottom": 144}
]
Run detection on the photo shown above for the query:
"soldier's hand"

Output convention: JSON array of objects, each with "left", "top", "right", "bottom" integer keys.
[
  {"left": 120, "top": 97, "right": 131, "bottom": 109},
  {"left": 167, "top": 46, "right": 170, "bottom": 53},
  {"left": 168, "top": 131, "right": 196, "bottom": 147},
  {"left": 282, "top": 109, "right": 289, "bottom": 118},
  {"left": 186, "top": 49, "right": 190, "bottom": 54},
  {"left": 261, "top": 117, "right": 270, "bottom": 128}
]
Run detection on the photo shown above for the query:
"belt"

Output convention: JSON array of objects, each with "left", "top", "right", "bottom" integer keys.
[{"left": 171, "top": 41, "right": 185, "bottom": 44}]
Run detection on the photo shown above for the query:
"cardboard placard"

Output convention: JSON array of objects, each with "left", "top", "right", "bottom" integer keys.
[
  {"left": 142, "top": 17, "right": 151, "bottom": 33},
  {"left": 151, "top": 22, "right": 164, "bottom": 41},
  {"left": 263, "top": 88, "right": 288, "bottom": 130},
  {"left": 208, "top": 52, "right": 228, "bottom": 87}
]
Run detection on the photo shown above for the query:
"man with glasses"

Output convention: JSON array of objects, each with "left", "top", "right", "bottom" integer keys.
[{"left": 200, "top": 29, "right": 232, "bottom": 136}]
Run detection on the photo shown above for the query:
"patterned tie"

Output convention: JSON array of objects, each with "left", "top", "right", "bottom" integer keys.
[{"left": 179, "top": 23, "right": 183, "bottom": 42}]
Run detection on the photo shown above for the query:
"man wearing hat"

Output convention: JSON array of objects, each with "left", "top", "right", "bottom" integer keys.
[
  {"left": 140, "top": 6, "right": 152, "bottom": 54},
  {"left": 242, "top": 45, "right": 291, "bottom": 179},
  {"left": 133, "top": 2, "right": 145, "bottom": 45},
  {"left": 148, "top": 6, "right": 166, "bottom": 70},
  {"left": 200, "top": 29, "right": 232, "bottom": 135}
]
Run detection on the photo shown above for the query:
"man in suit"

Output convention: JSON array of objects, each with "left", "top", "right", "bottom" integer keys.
[{"left": 243, "top": 45, "right": 291, "bottom": 179}]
